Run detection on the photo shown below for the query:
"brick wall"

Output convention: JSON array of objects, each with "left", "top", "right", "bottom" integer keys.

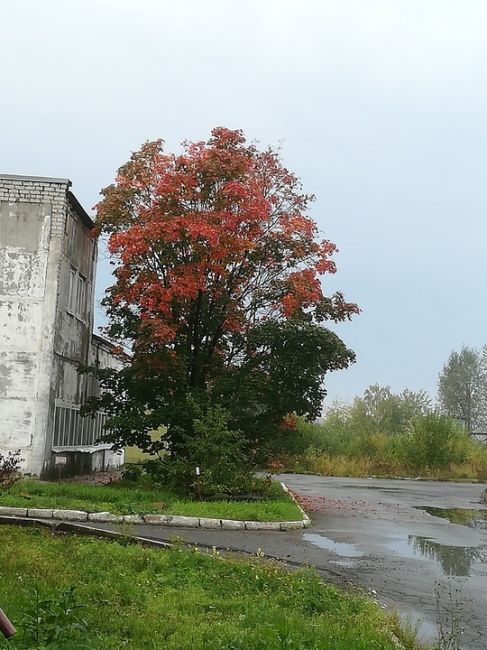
[{"left": 0, "top": 175, "right": 69, "bottom": 237}]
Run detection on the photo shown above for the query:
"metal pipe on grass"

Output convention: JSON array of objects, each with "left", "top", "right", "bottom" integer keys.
[{"left": 0, "top": 608, "right": 16, "bottom": 639}]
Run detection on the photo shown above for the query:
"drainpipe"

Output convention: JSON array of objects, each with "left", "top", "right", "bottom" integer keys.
[{"left": 0, "top": 608, "right": 16, "bottom": 639}]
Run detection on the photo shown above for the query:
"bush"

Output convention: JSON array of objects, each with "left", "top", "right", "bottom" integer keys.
[
  {"left": 0, "top": 450, "right": 22, "bottom": 488},
  {"left": 120, "top": 463, "right": 144, "bottom": 482},
  {"left": 397, "top": 414, "right": 469, "bottom": 468},
  {"left": 348, "top": 431, "right": 395, "bottom": 460},
  {"left": 268, "top": 411, "right": 356, "bottom": 458},
  {"left": 146, "top": 405, "right": 272, "bottom": 499}
]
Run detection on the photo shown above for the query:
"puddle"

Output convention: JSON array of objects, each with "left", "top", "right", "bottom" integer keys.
[
  {"left": 303, "top": 533, "right": 363, "bottom": 557},
  {"left": 304, "top": 531, "right": 487, "bottom": 576},
  {"left": 416, "top": 506, "right": 487, "bottom": 530},
  {"left": 397, "top": 611, "right": 438, "bottom": 647},
  {"left": 386, "top": 535, "right": 487, "bottom": 577}
]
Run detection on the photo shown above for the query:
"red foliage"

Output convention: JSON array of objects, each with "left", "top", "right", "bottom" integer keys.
[
  {"left": 282, "top": 413, "right": 298, "bottom": 429},
  {"left": 96, "top": 128, "right": 358, "bottom": 357}
]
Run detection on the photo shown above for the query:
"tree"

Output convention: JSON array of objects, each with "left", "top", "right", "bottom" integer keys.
[
  {"left": 89, "top": 128, "right": 358, "bottom": 462},
  {"left": 438, "top": 346, "right": 487, "bottom": 433},
  {"left": 361, "top": 384, "right": 431, "bottom": 435}
]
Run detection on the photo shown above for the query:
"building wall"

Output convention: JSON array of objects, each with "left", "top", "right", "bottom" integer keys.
[
  {"left": 44, "top": 329, "right": 126, "bottom": 476},
  {"left": 45, "top": 202, "right": 124, "bottom": 475},
  {"left": 0, "top": 175, "right": 124, "bottom": 476},
  {"left": 0, "top": 176, "right": 69, "bottom": 475},
  {"left": 48, "top": 200, "right": 97, "bottom": 449}
]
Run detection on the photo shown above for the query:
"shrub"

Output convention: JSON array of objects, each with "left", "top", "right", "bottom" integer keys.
[
  {"left": 0, "top": 450, "right": 22, "bottom": 488},
  {"left": 348, "top": 431, "right": 394, "bottom": 460},
  {"left": 146, "top": 405, "right": 271, "bottom": 499},
  {"left": 120, "top": 463, "right": 144, "bottom": 482},
  {"left": 399, "top": 414, "right": 468, "bottom": 468}
]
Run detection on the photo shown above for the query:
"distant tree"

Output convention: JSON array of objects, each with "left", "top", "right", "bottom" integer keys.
[
  {"left": 438, "top": 346, "right": 487, "bottom": 433},
  {"left": 360, "top": 384, "right": 431, "bottom": 435},
  {"left": 314, "top": 384, "right": 431, "bottom": 448},
  {"left": 89, "top": 127, "right": 359, "bottom": 465},
  {"left": 289, "top": 385, "right": 432, "bottom": 459}
]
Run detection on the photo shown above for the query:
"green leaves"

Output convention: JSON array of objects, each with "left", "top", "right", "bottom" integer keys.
[
  {"left": 20, "top": 585, "right": 88, "bottom": 649},
  {"left": 86, "top": 128, "right": 358, "bottom": 473},
  {"left": 438, "top": 346, "right": 487, "bottom": 433}
]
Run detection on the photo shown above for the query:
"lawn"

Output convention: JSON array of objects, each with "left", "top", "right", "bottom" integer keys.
[
  {"left": 0, "top": 479, "right": 303, "bottom": 521},
  {"left": 0, "top": 525, "right": 422, "bottom": 650}
]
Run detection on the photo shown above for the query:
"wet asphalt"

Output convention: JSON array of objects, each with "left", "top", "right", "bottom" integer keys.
[{"left": 78, "top": 474, "right": 487, "bottom": 649}]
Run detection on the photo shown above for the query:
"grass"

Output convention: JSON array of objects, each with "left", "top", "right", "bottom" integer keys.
[
  {"left": 275, "top": 452, "right": 487, "bottom": 482},
  {"left": 0, "top": 479, "right": 303, "bottom": 521},
  {"left": 0, "top": 525, "right": 424, "bottom": 650}
]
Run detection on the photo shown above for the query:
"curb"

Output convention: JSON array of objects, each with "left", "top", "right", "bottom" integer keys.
[
  {"left": 0, "top": 516, "right": 320, "bottom": 571},
  {"left": 280, "top": 481, "right": 311, "bottom": 528},
  {"left": 0, "top": 483, "right": 311, "bottom": 532}
]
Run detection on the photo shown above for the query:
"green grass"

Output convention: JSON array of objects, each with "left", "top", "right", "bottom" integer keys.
[
  {"left": 275, "top": 451, "right": 487, "bottom": 482},
  {"left": 0, "top": 479, "right": 302, "bottom": 521},
  {"left": 0, "top": 525, "right": 423, "bottom": 650}
]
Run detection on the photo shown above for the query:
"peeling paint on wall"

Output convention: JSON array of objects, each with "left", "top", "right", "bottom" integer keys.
[
  {"left": 0, "top": 362, "right": 12, "bottom": 396},
  {"left": 0, "top": 175, "right": 124, "bottom": 476}
]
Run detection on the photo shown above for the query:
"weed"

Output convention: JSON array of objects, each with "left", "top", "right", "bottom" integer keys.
[
  {"left": 435, "top": 580, "right": 466, "bottom": 650},
  {"left": 20, "top": 585, "right": 88, "bottom": 648},
  {"left": 0, "top": 450, "right": 22, "bottom": 489},
  {"left": 0, "top": 525, "right": 424, "bottom": 650}
]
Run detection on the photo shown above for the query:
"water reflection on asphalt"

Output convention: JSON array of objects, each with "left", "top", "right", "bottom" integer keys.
[
  {"left": 387, "top": 535, "right": 487, "bottom": 577},
  {"left": 302, "top": 533, "right": 363, "bottom": 557},
  {"left": 304, "top": 530, "right": 487, "bottom": 577},
  {"left": 416, "top": 506, "right": 487, "bottom": 530}
]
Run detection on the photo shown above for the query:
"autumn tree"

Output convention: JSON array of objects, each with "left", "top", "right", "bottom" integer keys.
[
  {"left": 438, "top": 346, "right": 487, "bottom": 433},
  {"left": 90, "top": 128, "right": 358, "bottom": 467}
]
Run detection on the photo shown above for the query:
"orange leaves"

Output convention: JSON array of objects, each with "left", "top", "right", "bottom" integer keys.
[
  {"left": 281, "top": 269, "right": 323, "bottom": 317},
  {"left": 151, "top": 321, "right": 177, "bottom": 343},
  {"left": 96, "top": 127, "right": 358, "bottom": 354},
  {"left": 223, "top": 314, "right": 244, "bottom": 333},
  {"left": 185, "top": 219, "right": 219, "bottom": 247},
  {"left": 282, "top": 413, "right": 298, "bottom": 429},
  {"left": 279, "top": 213, "right": 316, "bottom": 239}
]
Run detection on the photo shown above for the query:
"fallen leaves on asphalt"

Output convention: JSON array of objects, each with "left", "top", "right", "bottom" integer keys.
[{"left": 290, "top": 490, "right": 378, "bottom": 516}]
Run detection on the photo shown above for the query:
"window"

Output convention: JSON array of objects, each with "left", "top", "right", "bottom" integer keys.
[
  {"left": 67, "top": 267, "right": 88, "bottom": 320},
  {"left": 53, "top": 404, "right": 111, "bottom": 448},
  {"left": 68, "top": 268, "right": 76, "bottom": 312}
]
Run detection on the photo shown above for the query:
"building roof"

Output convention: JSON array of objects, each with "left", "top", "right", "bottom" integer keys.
[
  {"left": 0, "top": 173, "right": 95, "bottom": 229},
  {"left": 68, "top": 191, "right": 94, "bottom": 229},
  {"left": 0, "top": 173, "right": 71, "bottom": 184}
]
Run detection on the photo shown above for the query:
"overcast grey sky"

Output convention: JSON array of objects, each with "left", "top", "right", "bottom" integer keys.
[{"left": 2, "top": 0, "right": 486, "bottom": 405}]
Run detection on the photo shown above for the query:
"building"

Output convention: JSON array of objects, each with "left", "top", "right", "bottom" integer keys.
[
  {"left": 0, "top": 174, "right": 123, "bottom": 477},
  {"left": 471, "top": 432, "right": 487, "bottom": 444}
]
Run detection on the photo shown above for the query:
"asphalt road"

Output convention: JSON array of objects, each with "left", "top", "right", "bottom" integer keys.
[
  {"left": 82, "top": 474, "right": 487, "bottom": 649},
  {"left": 277, "top": 474, "right": 487, "bottom": 650}
]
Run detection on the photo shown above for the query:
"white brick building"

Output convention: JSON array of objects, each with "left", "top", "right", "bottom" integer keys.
[{"left": 0, "top": 174, "right": 123, "bottom": 476}]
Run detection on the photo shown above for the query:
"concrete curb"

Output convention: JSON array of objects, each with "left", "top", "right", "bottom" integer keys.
[
  {"left": 0, "top": 483, "right": 311, "bottom": 531},
  {"left": 0, "top": 515, "right": 172, "bottom": 549},
  {"left": 280, "top": 481, "right": 312, "bottom": 528}
]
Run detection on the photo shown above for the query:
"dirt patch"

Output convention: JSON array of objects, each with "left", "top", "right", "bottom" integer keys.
[{"left": 64, "top": 470, "right": 122, "bottom": 486}]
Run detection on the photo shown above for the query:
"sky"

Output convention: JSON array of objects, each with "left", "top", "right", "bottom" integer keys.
[{"left": 2, "top": 0, "right": 487, "bottom": 406}]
